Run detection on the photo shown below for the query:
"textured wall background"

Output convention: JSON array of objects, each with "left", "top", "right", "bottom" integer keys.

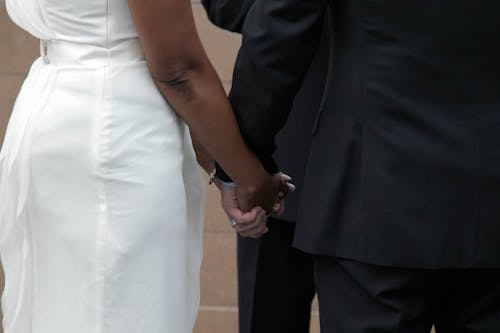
[{"left": 0, "top": 1, "right": 320, "bottom": 332}]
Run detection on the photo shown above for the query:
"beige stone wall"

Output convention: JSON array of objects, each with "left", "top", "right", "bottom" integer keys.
[{"left": 0, "top": 1, "right": 320, "bottom": 332}]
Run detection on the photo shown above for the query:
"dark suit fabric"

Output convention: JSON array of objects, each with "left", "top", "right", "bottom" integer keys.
[
  {"left": 203, "top": 0, "right": 329, "bottom": 221},
  {"left": 314, "top": 257, "right": 500, "bottom": 333},
  {"left": 201, "top": 0, "right": 253, "bottom": 33},
  {"left": 202, "top": 1, "right": 327, "bottom": 332},
  {"left": 237, "top": 219, "right": 316, "bottom": 333},
  {"left": 234, "top": 39, "right": 327, "bottom": 330},
  {"left": 272, "top": 26, "right": 328, "bottom": 221},
  {"left": 224, "top": 0, "right": 500, "bottom": 269}
]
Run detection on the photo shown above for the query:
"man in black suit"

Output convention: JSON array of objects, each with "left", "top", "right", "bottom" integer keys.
[
  {"left": 215, "top": 1, "right": 500, "bottom": 332},
  {"left": 202, "top": 1, "right": 330, "bottom": 332}
]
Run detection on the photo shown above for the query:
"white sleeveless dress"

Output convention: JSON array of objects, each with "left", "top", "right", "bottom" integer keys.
[{"left": 0, "top": 1, "right": 206, "bottom": 332}]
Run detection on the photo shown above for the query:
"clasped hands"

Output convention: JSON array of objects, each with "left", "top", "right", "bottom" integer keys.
[{"left": 219, "top": 172, "right": 295, "bottom": 238}]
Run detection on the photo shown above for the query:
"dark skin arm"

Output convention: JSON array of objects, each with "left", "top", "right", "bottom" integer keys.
[
  {"left": 128, "top": 0, "right": 283, "bottom": 212},
  {"left": 190, "top": 132, "right": 215, "bottom": 175}
]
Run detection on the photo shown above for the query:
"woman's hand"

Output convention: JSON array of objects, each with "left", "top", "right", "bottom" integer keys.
[{"left": 237, "top": 171, "right": 295, "bottom": 215}]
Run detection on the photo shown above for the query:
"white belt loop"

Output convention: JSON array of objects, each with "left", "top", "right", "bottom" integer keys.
[{"left": 41, "top": 40, "right": 49, "bottom": 64}]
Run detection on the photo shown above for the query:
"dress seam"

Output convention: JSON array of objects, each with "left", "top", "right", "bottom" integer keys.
[
  {"left": 94, "top": 3, "right": 111, "bottom": 333},
  {"left": 94, "top": 68, "right": 110, "bottom": 333}
]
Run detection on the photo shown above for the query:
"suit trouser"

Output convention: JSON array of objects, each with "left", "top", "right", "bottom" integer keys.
[
  {"left": 314, "top": 256, "right": 500, "bottom": 333},
  {"left": 237, "top": 218, "right": 316, "bottom": 333}
]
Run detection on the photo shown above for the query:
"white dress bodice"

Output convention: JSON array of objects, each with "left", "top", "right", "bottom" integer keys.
[{"left": 6, "top": 0, "right": 138, "bottom": 47}]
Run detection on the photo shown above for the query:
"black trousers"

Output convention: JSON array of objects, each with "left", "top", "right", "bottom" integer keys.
[
  {"left": 315, "top": 256, "right": 500, "bottom": 333},
  {"left": 237, "top": 218, "right": 316, "bottom": 333}
]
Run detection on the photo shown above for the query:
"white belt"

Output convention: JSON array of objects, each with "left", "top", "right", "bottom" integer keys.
[{"left": 40, "top": 39, "right": 145, "bottom": 66}]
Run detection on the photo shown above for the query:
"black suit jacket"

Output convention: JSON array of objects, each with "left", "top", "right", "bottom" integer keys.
[
  {"left": 201, "top": 0, "right": 253, "bottom": 33},
  {"left": 203, "top": 0, "right": 329, "bottom": 222},
  {"left": 219, "top": 0, "right": 500, "bottom": 269}
]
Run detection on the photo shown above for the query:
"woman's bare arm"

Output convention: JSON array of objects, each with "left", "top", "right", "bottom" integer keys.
[
  {"left": 190, "top": 132, "right": 214, "bottom": 175},
  {"left": 128, "top": 0, "right": 280, "bottom": 211}
]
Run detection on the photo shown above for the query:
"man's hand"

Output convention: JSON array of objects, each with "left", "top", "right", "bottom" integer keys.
[
  {"left": 221, "top": 183, "right": 269, "bottom": 238},
  {"left": 271, "top": 173, "right": 295, "bottom": 216}
]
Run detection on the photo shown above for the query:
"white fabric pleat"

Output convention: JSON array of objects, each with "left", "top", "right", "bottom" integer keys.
[
  {"left": 5, "top": 0, "right": 54, "bottom": 40},
  {"left": 0, "top": 60, "right": 59, "bottom": 332}
]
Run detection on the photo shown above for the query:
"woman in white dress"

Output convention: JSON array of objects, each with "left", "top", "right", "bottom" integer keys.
[{"left": 0, "top": 0, "right": 284, "bottom": 332}]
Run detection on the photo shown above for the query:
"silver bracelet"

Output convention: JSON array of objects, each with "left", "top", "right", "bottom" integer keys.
[{"left": 208, "top": 169, "right": 216, "bottom": 185}]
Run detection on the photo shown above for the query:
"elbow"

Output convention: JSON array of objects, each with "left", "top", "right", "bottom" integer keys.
[
  {"left": 155, "top": 69, "right": 191, "bottom": 89},
  {"left": 151, "top": 63, "right": 201, "bottom": 102}
]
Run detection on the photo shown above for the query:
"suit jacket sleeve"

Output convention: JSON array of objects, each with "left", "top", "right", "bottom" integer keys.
[
  {"left": 216, "top": 0, "right": 329, "bottom": 180},
  {"left": 201, "top": 0, "right": 256, "bottom": 33}
]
